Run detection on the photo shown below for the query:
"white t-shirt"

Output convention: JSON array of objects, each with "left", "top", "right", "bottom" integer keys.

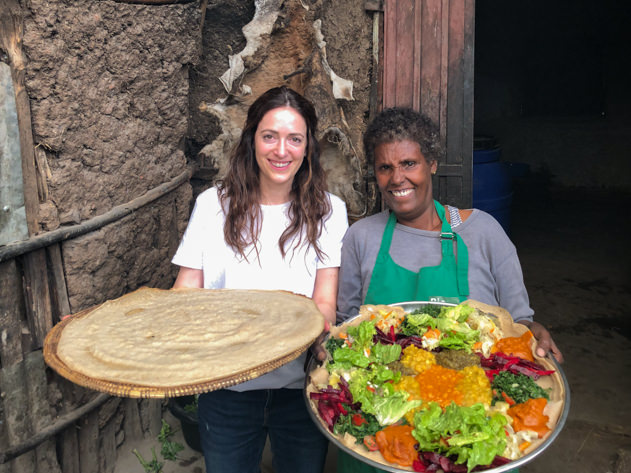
[{"left": 172, "top": 187, "right": 348, "bottom": 390}]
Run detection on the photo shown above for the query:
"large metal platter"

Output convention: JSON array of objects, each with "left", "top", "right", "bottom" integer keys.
[{"left": 305, "top": 301, "right": 570, "bottom": 473}]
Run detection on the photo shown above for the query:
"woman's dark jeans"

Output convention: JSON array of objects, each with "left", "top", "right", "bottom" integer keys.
[{"left": 198, "top": 388, "right": 329, "bottom": 473}]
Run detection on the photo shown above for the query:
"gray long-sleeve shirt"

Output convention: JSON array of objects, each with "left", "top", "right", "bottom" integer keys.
[{"left": 337, "top": 208, "right": 534, "bottom": 324}]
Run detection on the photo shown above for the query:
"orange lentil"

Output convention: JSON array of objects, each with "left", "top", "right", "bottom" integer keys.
[
  {"left": 376, "top": 425, "right": 418, "bottom": 467},
  {"left": 492, "top": 331, "right": 534, "bottom": 361},
  {"left": 415, "top": 364, "right": 464, "bottom": 408},
  {"left": 507, "top": 398, "right": 550, "bottom": 438}
]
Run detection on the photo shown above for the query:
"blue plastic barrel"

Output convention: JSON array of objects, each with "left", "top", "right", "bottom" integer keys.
[
  {"left": 472, "top": 146, "right": 501, "bottom": 164},
  {"left": 472, "top": 143, "right": 513, "bottom": 235}
]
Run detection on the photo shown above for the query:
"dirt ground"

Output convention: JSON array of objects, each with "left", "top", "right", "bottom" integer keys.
[{"left": 114, "top": 184, "right": 631, "bottom": 473}]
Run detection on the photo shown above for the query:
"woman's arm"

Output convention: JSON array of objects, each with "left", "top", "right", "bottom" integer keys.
[
  {"left": 312, "top": 267, "right": 339, "bottom": 326},
  {"left": 172, "top": 267, "right": 204, "bottom": 289}
]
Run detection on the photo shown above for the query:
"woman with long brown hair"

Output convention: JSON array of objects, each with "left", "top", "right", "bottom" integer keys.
[{"left": 172, "top": 86, "right": 348, "bottom": 473}]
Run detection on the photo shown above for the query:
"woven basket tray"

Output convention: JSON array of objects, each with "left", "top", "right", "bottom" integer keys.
[{"left": 43, "top": 288, "right": 323, "bottom": 398}]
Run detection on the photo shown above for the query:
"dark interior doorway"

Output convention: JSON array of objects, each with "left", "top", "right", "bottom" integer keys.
[
  {"left": 473, "top": 4, "right": 631, "bottom": 471},
  {"left": 473, "top": 0, "right": 631, "bottom": 193}
]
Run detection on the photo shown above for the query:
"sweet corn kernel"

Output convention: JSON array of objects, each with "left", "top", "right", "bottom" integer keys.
[
  {"left": 457, "top": 365, "right": 492, "bottom": 406},
  {"left": 400, "top": 345, "right": 436, "bottom": 374}
]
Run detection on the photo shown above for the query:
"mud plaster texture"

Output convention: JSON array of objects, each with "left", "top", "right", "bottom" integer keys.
[
  {"left": 20, "top": 0, "right": 200, "bottom": 310},
  {"left": 114, "top": 185, "right": 631, "bottom": 472}
]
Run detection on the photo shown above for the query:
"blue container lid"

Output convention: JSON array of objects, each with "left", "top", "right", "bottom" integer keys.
[{"left": 473, "top": 146, "right": 501, "bottom": 164}]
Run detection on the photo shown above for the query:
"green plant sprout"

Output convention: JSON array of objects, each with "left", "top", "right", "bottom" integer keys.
[
  {"left": 132, "top": 447, "right": 163, "bottom": 473},
  {"left": 133, "top": 419, "right": 184, "bottom": 472},
  {"left": 158, "top": 419, "right": 184, "bottom": 460}
]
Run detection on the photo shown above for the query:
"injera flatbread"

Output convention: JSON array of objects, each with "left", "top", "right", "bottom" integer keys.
[{"left": 44, "top": 287, "right": 325, "bottom": 397}]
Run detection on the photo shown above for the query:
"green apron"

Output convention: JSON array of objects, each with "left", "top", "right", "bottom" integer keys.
[
  {"left": 339, "top": 200, "right": 471, "bottom": 473},
  {"left": 364, "top": 200, "right": 469, "bottom": 306}
]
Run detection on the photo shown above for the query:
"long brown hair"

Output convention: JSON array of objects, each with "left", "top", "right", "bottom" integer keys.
[{"left": 217, "top": 86, "right": 331, "bottom": 261}]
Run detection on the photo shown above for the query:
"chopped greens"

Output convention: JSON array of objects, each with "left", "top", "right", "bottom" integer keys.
[
  {"left": 333, "top": 412, "right": 382, "bottom": 441},
  {"left": 325, "top": 336, "right": 345, "bottom": 354},
  {"left": 491, "top": 371, "right": 550, "bottom": 405}
]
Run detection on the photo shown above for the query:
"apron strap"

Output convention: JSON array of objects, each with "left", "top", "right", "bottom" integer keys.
[
  {"left": 435, "top": 201, "right": 470, "bottom": 298},
  {"left": 377, "top": 211, "right": 398, "bottom": 258}
]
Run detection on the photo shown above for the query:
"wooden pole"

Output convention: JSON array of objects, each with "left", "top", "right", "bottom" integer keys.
[{"left": 0, "top": 0, "right": 40, "bottom": 235}]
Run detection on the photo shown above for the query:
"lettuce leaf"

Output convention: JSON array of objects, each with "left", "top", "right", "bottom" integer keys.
[
  {"left": 400, "top": 306, "right": 479, "bottom": 351},
  {"left": 331, "top": 346, "right": 371, "bottom": 368},
  {"left": 347, "top": 321, "right": 376, "bottom": 351},
  {"left": 413, "top": 402, "right": 508, "bottom": 472},
  {"left": 371, "top": 342, "right": 401, "bottom": 365},
  {"left": 401, "top": 313, "right": 438, "bottom": 336},
  {"left": 373, "top": 391, "right": 423, "bottom": 425}
]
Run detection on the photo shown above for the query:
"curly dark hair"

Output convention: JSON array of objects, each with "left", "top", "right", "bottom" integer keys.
[
  {"left": 217, "top": 86, "right": 331, "bottom": 262},
  {"left": 363, "top": 107, "right": 444, "bottom": 165}
]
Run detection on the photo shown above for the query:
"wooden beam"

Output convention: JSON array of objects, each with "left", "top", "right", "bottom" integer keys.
[
  {"left": 46, "top": 244, "right": 71, "bottom": 323},
  {"left": 1, "top": 1, "right": 55, "bottom": 356},
  {"left": 21, "top": 250, "right": 53, "bottom": 349},
  {"left": 365, "top": 0, "right": 384, "bottom": 11},
  {"left": 0, "top": 0, "right": 40, "bottom": 235},
  {"left": 0, "top": 259, "right": 24, "bottom": 368}
]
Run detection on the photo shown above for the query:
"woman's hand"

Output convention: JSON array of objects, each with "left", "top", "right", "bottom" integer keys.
[
  {"left": 518, "top": 320, "right": 564, "bottom": 363},
  {"left": 309, "top": 267, "right": 339, "bottom": 362},
  {"left": 310, "top": 321, "right": 330, "bottom": 362}
]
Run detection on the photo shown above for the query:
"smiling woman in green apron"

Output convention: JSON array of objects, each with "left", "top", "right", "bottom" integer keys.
[{"left": 335, "top": 108, "right": 563, "bottom": 473}]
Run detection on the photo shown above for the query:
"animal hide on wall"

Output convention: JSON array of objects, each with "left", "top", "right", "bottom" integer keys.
[{"left": 197, "top": 0, "right": 368, "bottom": 219}]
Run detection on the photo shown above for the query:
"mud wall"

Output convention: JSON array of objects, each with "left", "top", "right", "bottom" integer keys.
[
  {"left": 20, "top": 0, "right": 200, "bottom": 309},
  {"left": 1, "top": 2, "right": 201, "bottom": 472}
]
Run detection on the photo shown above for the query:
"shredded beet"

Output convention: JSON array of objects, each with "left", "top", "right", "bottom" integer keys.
[
  {"left": 374, "top": 326, "right": 395, "bottom": 345},
  {"left": 309, "top": 377, "right": 360, "bottom": 431},
  {"left": 477, "top": 352, "right": 554, "bottom": 380},
  {"left": 416, "top": 452, "right": 468, "bottom": 472},
  {"left": 416, "top": 451, "right": 512, "bottom": 472},
  {"left": 398, "top": 335, "right": 426, "bottom": 350},
  {"left": 374, "top": 327, "right": 430, "bottom": 352}
]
